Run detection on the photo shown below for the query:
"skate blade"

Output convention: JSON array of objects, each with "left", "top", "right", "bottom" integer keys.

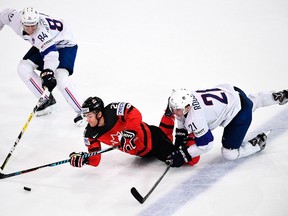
[
  {"left": 74, "top": 118, "right": 85, "bottom": 127},
  {"left": 263, "top": 130, "right": 271, "bottom": 137},
  {"left": 35, "top": 105, "right": 55, "bottom": 117}
]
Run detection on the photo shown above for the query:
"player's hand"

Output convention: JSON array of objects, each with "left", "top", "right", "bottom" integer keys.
[
  {"left": 40, "top": 69, "right": 57, "bottom": 92},
  {"left": 166, "top": 147, "right": 192, "bottom": 168},
  {"left": 174, "top": 128, "right": 188, "bottom": 148},
  {"left": 120, "top": 130, "right": 137, "bottom": 151},
  {"left": 69, "top": 152, "right": 87, "bottom": 168}
]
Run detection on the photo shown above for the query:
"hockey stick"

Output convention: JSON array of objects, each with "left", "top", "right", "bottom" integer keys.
[
  {"left": 0, "top": 146, "right": 116, "bottom": 179},
  {"left": 0, "top": 89, "right": 50, "bottom": 171},
  {"left": 131, "top": 162, "right": 172, "bottom": 204}
]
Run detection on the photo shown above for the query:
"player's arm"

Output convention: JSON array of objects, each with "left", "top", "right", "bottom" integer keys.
[
  {"left": 116, "top": 103, "right": 142, "bottom": 150},
  {"left": 86, "top": 139, "right": 102, "bottom": 166},
  {"left": 32, "top": 20, "right": 59, "bottom": 92},
  {"left": 0, "top": 8, "right": 17, "bottom": 30},
  {"left": 69, "top": 138, "right": 101, "bottom": 168},
  {"left": 37, "top": 37, "right": 58, "bottom": 92},
  {"left": 121, "top": 103, "right": 142, "bottom": 131},
  {"left": 159, "top": 97, "right": 175, "bottom": 141},
  {"left": 186, "top": 122, "right": 214, "bottom": 158},
  {"left": 167, "top": 118, "right": 212, "bottom": 168}
]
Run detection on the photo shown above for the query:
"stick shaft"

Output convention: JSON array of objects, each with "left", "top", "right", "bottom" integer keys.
[
  {"left": 131, "top": 163, "right": 171, "bottom": 204},
  {"left": 0, "top": 146, "right": 116, "bottom": 179},
  {"left": 0, "top": 90, "right": 49, "bottom": 171}
]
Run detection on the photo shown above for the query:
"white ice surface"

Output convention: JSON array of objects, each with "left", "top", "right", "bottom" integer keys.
[{"left": 0, "top": 1, "right": 288, "bottom": 216}]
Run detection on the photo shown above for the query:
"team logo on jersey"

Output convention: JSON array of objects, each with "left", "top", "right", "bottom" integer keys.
[
  {"left": 110, "top": 131, "right": 121, "bottom": 146},
  {"left": 121, "top": 132, "right": 137, "bottom": 152}
]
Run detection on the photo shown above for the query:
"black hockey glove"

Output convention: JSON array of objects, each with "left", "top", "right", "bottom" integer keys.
[
  {"left": 164, "top": 97, "right": 173, "bottom": 117},
  {"left": 69, "top": 152, "right": 88, "bottom": 168},
  {"left": 40, "top": 69, "right": 57, "bottom": 92},
  {"left": 174, "top": 128, "right": 188, "bottom": 148},
  {"left": 120, "top": 130, "right": 136, "bottom": 151},
  {"left": 166, "top": 147, "right": 192, "bottom": 168}
]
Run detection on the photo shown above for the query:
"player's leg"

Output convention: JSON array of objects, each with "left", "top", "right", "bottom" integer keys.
[
  {"left": 272, "top": 90, "right": 288, "bottom": 105},
  {"left": 249, "top": 89, "right": 288, "bottom": 111},
  {"left": 221, "top": 87, "right": 262, "bottom": 160},
  {"left": 17, "top": 47, "right": 56, "bottom": 116},
  {"left": 56, "top": 45, "right": 84, "bottom": 125},
  {"left": 149, "top": 125, "right": 177, "bottom": 162}
]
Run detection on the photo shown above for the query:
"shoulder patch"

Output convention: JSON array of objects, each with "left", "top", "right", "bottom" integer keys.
[
  {"left": 84, "top": 137, "right": 91, "bottom": 146},
  {"left": 8, "top": 12, "right": 15, "bottom": 22},
  {"left": 116, "top": 102, "right": 126, "bottom": 116}
]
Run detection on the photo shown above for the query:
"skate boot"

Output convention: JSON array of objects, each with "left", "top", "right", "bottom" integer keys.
[
  {"left": 74, "top": 112, "right": 84, "bottom": 126},
  {"left": 272, "top": 90, "right": 288, "bottom": 105},
  {"left": 36, "top": 93, "right": 56, "bottom": 117},
  {"left": 248, "top": 131, "right": 270, "bottom": 151}
]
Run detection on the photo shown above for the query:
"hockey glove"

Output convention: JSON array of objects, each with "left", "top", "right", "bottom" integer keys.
[
  {"left": 174, "top": 128, "right": 188, "bottom": 148},
  {"left": 40, "top": 69, "right": 57, "bottom": 92},
  {"left": 166, "top": 147, "right": 192, "bottom": 168},
  {"left": 120, "top": 130, "right": 137, "bottom": 151},
  {"left": 69, "top": 152, "right": 88, "bottom": 168},
  {"left": 164, "top": 97, "right": 173, "bottom": 117}
]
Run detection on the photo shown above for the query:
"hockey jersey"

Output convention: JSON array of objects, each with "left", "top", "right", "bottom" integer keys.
[
  {"left": 84, "top": 102, "right": 153, "bottom": 166},
  {"left": 178, "top": 84, "right": 241, "bottom": 139},
  {"left": 0, "top": 8, "right": 76, "bottom": 71}
]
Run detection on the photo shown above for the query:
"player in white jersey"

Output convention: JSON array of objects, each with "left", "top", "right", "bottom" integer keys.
[
  {"left": 164, "top": 84, "right": 288, "bottom": 167},
  {"left": 0, "top": 7, "right": 84, "bottom": 126}
]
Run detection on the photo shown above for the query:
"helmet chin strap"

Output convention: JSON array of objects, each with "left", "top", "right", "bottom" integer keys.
[{"left": 95, "top": 112, "right": 103, "bottom": 127}]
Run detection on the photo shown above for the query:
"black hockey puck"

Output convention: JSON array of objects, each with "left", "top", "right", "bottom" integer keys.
[{"left": 23, "top": 186, "right": 31, "bottom": 191}]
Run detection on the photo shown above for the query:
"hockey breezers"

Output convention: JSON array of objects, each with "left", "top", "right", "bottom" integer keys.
[
  {"left": 0, "top": 146, "right": 116, "bottom": 179},
  {"left": 130, "top": 162, "right": 171, "bottom": 204},
  {"left": 0, "top": 89, "right": 50, "bottom": 171}
]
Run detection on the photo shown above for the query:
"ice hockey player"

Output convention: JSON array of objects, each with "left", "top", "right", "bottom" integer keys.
[
  {"left": 0, "top": 7, "right": 84, "bottom": 125},
  {"left": 69, "top": 96, "right": 200, "bottom": 168},
  {"left": 163, "top": 84, "right": 288, "bottom": 167}
]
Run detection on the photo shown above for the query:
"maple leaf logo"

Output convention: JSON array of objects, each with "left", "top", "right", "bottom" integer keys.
[{"left": 110, "top": 131, "right": 121, "bottom": 146}]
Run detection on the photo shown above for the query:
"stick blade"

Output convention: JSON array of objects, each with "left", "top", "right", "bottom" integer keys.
[
  {"left": 0, "top": 172, "right": 6, "bottom": 179},
  {"left": 130, "top": 187, "right": 145, "bottom": 204}
]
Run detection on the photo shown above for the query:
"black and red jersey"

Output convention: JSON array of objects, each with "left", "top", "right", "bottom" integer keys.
[{"left": 84, "top": 102, "right": 153, "bottom": 166}]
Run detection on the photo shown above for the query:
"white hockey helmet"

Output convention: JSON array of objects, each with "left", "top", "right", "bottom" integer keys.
[
  {"left": 169, "top": 88, "right": 193, "bottom": 115},
  {"left": 21, "top": 7, "right": 39, "bottom": 26}
]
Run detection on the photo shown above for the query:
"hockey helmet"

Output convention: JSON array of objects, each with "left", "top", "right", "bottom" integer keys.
[
  {"left": 169, "top": 88, "right": 193, "bottom": 115},
  {"left": 82, "top": 96, "right": 104, "bottom": 115},
  {"left": 21, "top": 7, "right": 39, "bottom": 26}
]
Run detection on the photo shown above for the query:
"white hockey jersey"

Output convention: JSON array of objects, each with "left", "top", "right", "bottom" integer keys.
[
  {"left": 0, "top": 8, "right": 77, "bottom": 71},
  {"left": 176, "top": 84, "right": 242, "bottom": 138}
]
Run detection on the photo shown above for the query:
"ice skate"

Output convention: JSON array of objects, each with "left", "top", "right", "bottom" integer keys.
[
  {"left": 36, "top": 93, "right": 56, "bottom": 117},
  {"left": 248, "top": 131, "right": 270, "bottom": 151},
  {"left": 74, "top": 112, "right": 84, "bottom": 126},
  {"left": 272, "top": 90, "right": 288, "bottom": 105}
]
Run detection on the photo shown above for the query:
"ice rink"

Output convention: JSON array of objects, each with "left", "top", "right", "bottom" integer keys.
[{"left": 0, "top": 1, "right": 288, "bottom": 215}]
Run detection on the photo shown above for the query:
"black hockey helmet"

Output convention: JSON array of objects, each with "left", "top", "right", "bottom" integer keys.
[{"left": 81, "top": 96, "right": 104, "bottom": 115}]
